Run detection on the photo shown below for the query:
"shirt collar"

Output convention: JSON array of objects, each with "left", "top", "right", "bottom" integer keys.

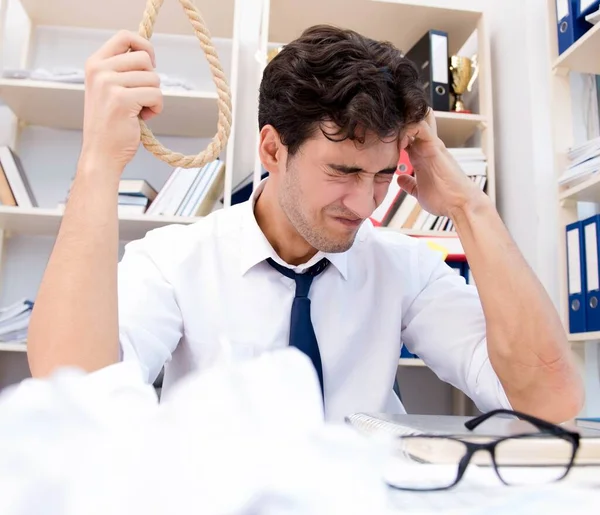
[{"left": 239, "top": 177, "right": 349, "bottom": 280}]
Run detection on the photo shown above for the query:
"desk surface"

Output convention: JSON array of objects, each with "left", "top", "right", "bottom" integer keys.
[{"left": 386, "top": 464, "right": 600, "bottom": 513}]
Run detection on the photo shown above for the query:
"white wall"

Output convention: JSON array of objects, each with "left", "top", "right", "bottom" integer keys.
[{"left": 485, "top": 0, "right": 560, "bottom": 306}]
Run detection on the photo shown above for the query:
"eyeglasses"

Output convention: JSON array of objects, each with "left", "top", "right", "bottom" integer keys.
[{"left": 386, "top": 408, "right": 581, "bottom": 492}]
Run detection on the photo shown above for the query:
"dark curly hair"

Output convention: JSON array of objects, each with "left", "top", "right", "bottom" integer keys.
[{"left": 258, "top": 24, "right": 429, "bottom": 155}]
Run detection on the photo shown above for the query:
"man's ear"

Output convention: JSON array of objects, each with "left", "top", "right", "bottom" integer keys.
[{"left": 259, "top": 125, "right": 286, "bottom": 175}]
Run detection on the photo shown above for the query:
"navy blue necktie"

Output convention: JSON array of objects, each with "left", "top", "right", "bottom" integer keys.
[{"left": 267, "top": 257, "right": 329, "bottom": 401}]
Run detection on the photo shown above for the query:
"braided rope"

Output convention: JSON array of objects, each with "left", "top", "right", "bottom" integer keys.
[{"left": 138, "top": 0, "right": 232, "bottom": 168}]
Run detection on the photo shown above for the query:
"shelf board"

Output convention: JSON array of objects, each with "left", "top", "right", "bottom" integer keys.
[
  {"left": 269, "top": 0, "right": 482, "bottom": 56},
  {"left": 398, "top": 358, "right": 426, "bottom": 367},
  {"left": 0, "top": 342, "right": 27, "bottom": 353},
  {"left": 399, "top": 229, "right": 458, "bottom": 237},
  {"left": 559, "top": 174, "right": 600, "bottom": 202},
  {"left": 378, "top": 227, "right": 459, "bottom": 238},
  {"left": 553, "top": 22, "right": 600, "bottom": 75},
  {"left": 434, "top": 112, "right": 485, "bottom": 148},
  {"left": 569, "top": 331, "right": 600, "bottom": 342},
  {"left": 0, "top": 206, "right": 200, "bottom": 241},
  {"left": 0, "top": 79, "right": 220, "bottom": 138},
  {"left": 19, "top": 0, "right": 235, "bottom": 38}
]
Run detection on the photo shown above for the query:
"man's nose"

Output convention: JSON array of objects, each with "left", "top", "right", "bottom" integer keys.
[{"left": 342, "top": 178, "right": 376, "bottom": 220}]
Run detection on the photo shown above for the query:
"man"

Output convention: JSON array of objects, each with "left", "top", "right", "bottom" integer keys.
[{"left": 27, "top": 25, "right": 583, "bottom": 423}]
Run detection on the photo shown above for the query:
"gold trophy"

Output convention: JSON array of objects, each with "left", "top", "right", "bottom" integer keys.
[
  {"left": 449, "top": 55, "right": 479, "bottom": 113},
  {"left": 267, "top": 46, "right": 285, "bottom": 63}
]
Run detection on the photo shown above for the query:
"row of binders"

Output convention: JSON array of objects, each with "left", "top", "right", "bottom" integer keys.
[
  {"left": 371, "top": 148, "right": 487, "bottom": 232},
  {"left": 555, "top": 0, "right": 600, "bottom": 55},
  {"left": 567, "top": 214, "right": 600, "bottom": 333}
]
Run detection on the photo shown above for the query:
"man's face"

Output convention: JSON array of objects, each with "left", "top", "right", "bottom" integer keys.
[{"left": 277, "top": 126, "right": 400, "bottom": 253}]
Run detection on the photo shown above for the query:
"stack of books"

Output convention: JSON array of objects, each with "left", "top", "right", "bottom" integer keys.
[
  {"left": 0, "top": 299, "right": 33, "bottom": 346},
  {"left": 381, "top": 148, "right": 487, "bottom": 233},
  {"left": 146, "top": 159, "right": 225, "bottom": 217},
  {"left": 59, "top": 159, "right": 225, "bottom": 218},
  {"left": 558, "top": 137, "right": 600, "bottom": 189},
  {"left": 118, "top": 179, "right": 158, "bottom": 215}
]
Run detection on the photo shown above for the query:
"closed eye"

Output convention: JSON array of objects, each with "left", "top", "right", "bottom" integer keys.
[
  {"left": 328, "top": 164, "right": 363, "bottom": 175},
  {"left": 327, "top": 165, "right": 398, "bottom": 175}
]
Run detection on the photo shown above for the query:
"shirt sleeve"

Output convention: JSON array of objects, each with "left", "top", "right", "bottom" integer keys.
[
  {"left": 117, "top": 233, "right": 183, "bottom": 384},
  {"left": 400, "top": 241, "right": 513, "bottom": 413}
]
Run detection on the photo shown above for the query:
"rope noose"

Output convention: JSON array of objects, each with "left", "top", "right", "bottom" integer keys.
[{"left": 137, "top": 0, "right": 233, "bottom": 168}]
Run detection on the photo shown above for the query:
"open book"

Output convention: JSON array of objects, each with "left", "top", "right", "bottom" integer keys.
[{"left": 345, "top": 412, "right": 600, "bottom": 466}]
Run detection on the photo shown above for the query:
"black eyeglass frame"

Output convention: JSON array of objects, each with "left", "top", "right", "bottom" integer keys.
[{"left": 386, "top": 408, "right": 581, "bottom": 492}]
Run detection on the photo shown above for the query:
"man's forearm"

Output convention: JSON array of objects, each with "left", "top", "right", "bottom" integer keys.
[
  {"left": 450, "top": 192, "right": 584, "bottom": 422},
  {"left": 27, "top": 164, "right": 121, "bottom": 377}
]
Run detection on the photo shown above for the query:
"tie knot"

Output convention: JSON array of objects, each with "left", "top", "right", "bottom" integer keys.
[{"left": 266, "top": 257, "right": 330, "bottom": 298}]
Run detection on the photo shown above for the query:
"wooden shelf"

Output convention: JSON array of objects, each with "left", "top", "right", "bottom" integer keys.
[
  {"left": 0, "top": 207, "right": 199, "bottom": 241},
  {"left": 0, "top": 79, "right": 220, "bottom": 138},
  {"left": 0, "top": 342, "right": 27, "bottom": 353},
  {"left": 569, "top": 331, "right": 600, "bottom": 342},
  {"left": 19, "top": 0, "right": 236, "bottom": 38},
  {"left": 435, "top": 112, "right": 486, "bottom": 148},
  {"left": 553, "top": 22, "right": 600, "bottom": 75},
  {"left": 269, "top": 0, "right": 482, "bottom": 56},
  {"left": 398, "top": 358, "right": 426, "bottom": 367},
  {"left": 559, "top": 174, "right": 600, "bottom": 202}
]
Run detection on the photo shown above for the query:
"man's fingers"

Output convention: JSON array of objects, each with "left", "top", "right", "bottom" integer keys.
[
  {"left": 140, "top": 106, "right": 158, "bottom": 122},
  {"left": 126, "top": 87, "right": 164, "bottom": 116},
  {"left": 424, "top": 108, "right": 438, "bottom": 135},
  {"left": 401, "top": 109, "right": 439, "bottom": 149},
  {"left": 116, "top": 71, "right": 161, "bottom": 89},
  {"left": 105, "top": 51, "right": 155, "bottom": 73},
  {"left": 397, "top": 173, "right": 418, "bottom": 198},
  {"left": 93, "top": 30, "right": 156, "bottom": 67}
]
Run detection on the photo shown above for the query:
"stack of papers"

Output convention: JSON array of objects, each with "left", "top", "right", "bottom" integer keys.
[
  {"left": 558, "top": 137, "right": 600, "bottom": 188},
  {"left": 447, "top": 147, "right": 487, "bottom": 177},
  {"left": 0, "top": 299, "right": 32, "bottom": 344}
]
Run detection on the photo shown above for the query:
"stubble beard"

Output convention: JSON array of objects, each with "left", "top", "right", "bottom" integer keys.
[{"left": 278, "top": 163, "right": 358, "bottom": 254}]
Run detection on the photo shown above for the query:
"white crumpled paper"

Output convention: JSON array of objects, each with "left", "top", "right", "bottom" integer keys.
[{"left": 0, "top": 349, "right": 396, "bottom": 515}]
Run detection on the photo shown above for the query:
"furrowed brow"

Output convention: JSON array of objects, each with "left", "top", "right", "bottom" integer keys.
[
  {"left": 328, "top": 164, "right": 364, "bottom": 174},
  {"left": 328, "top": 164, "right": 398, "bottom": 175}
]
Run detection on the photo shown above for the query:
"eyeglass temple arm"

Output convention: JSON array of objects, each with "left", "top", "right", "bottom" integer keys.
[{"left": 464, "top": 408, "right": 571, "bottom": 437}]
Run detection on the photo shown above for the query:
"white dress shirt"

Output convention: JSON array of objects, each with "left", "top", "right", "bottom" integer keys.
[{"left": 117, "top": 179, "right": 512, "bottom": 421}]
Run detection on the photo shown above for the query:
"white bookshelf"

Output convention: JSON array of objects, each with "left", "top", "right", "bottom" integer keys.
[
  {"left": 268, "top": 0, "right": 482, "bottom": 56},
  {"left": 0, "top": 79, "right": 220, "bottom": 138},
  {"left": 0, "top": 0, "right": 245, "bottom": 362},
  {"left": 434, "top": 111, "right": 486, "bottom": 148},
  {"left": 553, "top": 21, "right": 600, "bottom": 75},
  {"left": 0, "top": 206, "right": 199, "bottom": 241},
  {"left": 559, "top": 174, "right": 600, "bottom": 203},
  {"left": 548, "top": 0, "right": 600, "bottom": 416},
  {"left": 550, "top": 0, "right": 600, "bottom": 341},
  {"left": 0, "top": 342, "right": 27, "bottom": 353},
  {"left": 18, "top": 0, "right": 236, "bottom": 38}
]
